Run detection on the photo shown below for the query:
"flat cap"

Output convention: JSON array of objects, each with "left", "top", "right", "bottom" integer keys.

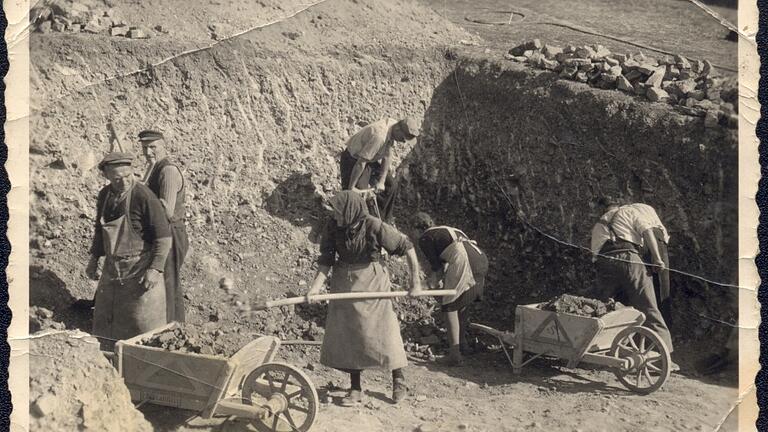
[
  {"left": 400, "top": 117, "right": 421, "bottom": 138},
  {"left": 138, "top": 129, "right": 164, "bottom": 143},
  {"left": 98, "top": 152, "right": 133, "bottom": 170}
]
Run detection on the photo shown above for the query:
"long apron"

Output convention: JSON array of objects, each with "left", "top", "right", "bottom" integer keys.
[
  {"left": 92, "top": 186, "right": 167, "bottom": 349},
  {"left": 165, "top": 221, "right": 189, "bottom": 322},
  {"left": 320, "top": 261, "right": 408, "bottom": 371}
]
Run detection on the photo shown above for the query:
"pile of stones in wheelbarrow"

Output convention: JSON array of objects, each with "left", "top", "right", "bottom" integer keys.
[
  {"left": 505, "top": 39, "right": 738, "bottom": 129},
  {"left": 138, "top": 324, "right": 256, "bottom": 358},
  {"left": 539, "top": 294, "right": 625, "bottom": 318}
]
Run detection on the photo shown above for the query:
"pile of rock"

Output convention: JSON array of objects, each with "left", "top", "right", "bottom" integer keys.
[
  {"left": 539, "top": 294, "right": 624, "bottom": 318},
  {"left": 29, "top": 306, "right": 65, "bottom": 333},
  {"left": 138, "top": 323, "right": 256, "bottom": 357},
  {"left": 31, "top": 1, "right": 152, "bottom": 39},
  {"left": 505, "top": 40, "right": 738, "bottom": 129}
]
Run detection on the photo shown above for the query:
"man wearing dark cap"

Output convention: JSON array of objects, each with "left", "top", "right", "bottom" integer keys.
[
  {"left": 86, "top": 152, "right": 172, "bottom": 348},
  {"left": 138, "top": 130, "right": 189, "bottom": 323},
  {"left": 414, "top": 212, "right": 488, "bottom": 366},
  {"left": 340, "top": 117, "right": 420, "bottom": 222},
  {"left": 590, "top": 196, "right": 679, "bottom": 371}
]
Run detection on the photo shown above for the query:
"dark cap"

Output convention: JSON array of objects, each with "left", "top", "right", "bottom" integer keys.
[
  {"left": 138, "top": 129, "right": 164, "bottom": 143},
  {"left": 413, "top": 211, "right": 434, "bottom": 230},
  {"left": 98, "top": 152, "right": 133, "bottom": 170},
  {"left": 399, "top": 117, "right": 421, "bottom": 139}
]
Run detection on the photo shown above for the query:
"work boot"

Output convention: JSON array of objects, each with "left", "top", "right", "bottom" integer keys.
[
  {"left": 339, "top": 389, "right": 363, "bottom": 407},
  {"left": 391, "top": 378, "right": 407, "bottom": 404}
]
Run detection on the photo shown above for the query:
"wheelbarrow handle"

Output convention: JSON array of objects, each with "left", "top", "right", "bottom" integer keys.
[{"left": 253, "top": 290, "right": 458, "bottom": 310}]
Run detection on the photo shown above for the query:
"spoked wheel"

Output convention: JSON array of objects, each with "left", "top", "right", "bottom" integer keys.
[
  {"left": 610, "top": 326, "right": 671, "bottom": 394},
  {"left": 242, "top": 362, "right": 319, "bottom": 432}
]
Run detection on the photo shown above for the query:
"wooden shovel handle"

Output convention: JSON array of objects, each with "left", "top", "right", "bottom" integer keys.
[{"left": 262, "top": 289, "right": 458, "bottom": 309}]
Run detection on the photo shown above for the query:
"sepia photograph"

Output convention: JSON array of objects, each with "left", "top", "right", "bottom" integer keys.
[{"left": 5, "top": 0, "right": 760, "bottom": 430}]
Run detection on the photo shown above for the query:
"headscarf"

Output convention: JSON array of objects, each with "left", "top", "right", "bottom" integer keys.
[{"left": 329, "top": 190, "right": 370, "bottom": 255}]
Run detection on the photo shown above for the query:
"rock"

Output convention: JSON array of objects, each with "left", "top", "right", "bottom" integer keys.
[
  {"left": 645, "top": 68, "right": 666, "bottom": 87},
  {"left": 720, "top": 103, "right": 736, "bottom": 116},
  {"left": 574, "top": 72, "right": 588, "bottom": 83},
  {"left": 416, "top": 395, "right": 428, "bottom": 402},
  {"left": 541, "top": 59, "right": 559, "bottom": 70},
  {"left": 554, "top": 52, "right": 571, "bottom": 63},
  {"left": 68, "top": 23, "right": 83, "bottom": 33},
  {"left": 527, "top": 52, "right": 544, "bottom": 65},
  {"left": 727, "top": 113, "right": 738, "bottom": 128},
  {"left": 616, "top": 76, "right": 634, "bottom": 92},
  {"left": 613, "top": 53, "right": 629, "bottom": 64},
  {"left": 83, "top": 19, "right": 102, "bottom": 34},
  {"left": 507, "top": 55, "right": 527, "bottom": 62},
  {"left": 675, "top": 54, "right": 691, "bottom": 69},
  {"left": 564, "top": 44, "right": 577, "bottom": 53},
  {"left": 575, "top": 46, "right": 597, "bottom": 59},
  {"left": 679, "top": 69, "right": 695, "bottom": 80},
  {"left": 559, "top": 66, "right": 577, "bottom": 78},
  {"left": 608, "top": 65, "right": 622, "bottom": 76},
  {"left": 646, "top": 87, "right": 669, "bottom": 102},
  {"left": 592, "top": 44, "right": 611, "bottom": 58},
  {"left": 663, "top": 79, "right": 697, "bottom": 97},
  {"left": 701, "top": 60, "right": 713, "bottom": 77},
  {"left": 522, "top": 50, "right": 535, "bottom": 58},
  {"left": 637, "top": 63, "right": 657, "bottom": 75},
  {"left": 664, "top": 65, "right": 680, "bottom": 80},
  {"left": 37, "top": 20, "right": 52, "bottom": 33},
  {"left": 704, "top": 110, "right": 720, "bottom": 128},
  {"left": 605, "top": 56, "right": 620, "bottom": 66},
  {"left": 154, "top": 24, "right": 168, "bottom": 33},
  {"left": 688, "top": 89, "right": 706, "bottom": 101},
  {"left": 127, "top": 27, "right": 149, "bottom": 39},
  {"left": 420, "top": 335, "right": 440, "bottom": 345},
  {"left": 509, "top": 39, "right": 542, "bottom": 56},
  {"left": 32, "top": 394, "right": 57, "bottom": 418},
  {"left": 624, "top": 69, "right": 642, "bottom": 82},
  {"left": 658, "top": 56, "right": 673, "bottom": 65},
  {"left": 622, "top": 59, "right": 640, "bottom": 71},
  {"left": 707, "top": 89, "right": 722, "bottom": 102},
  {"left": 51, "top": 21, "right": 66, "bottom": 32},
  {"left": 564, "top": 58, "right": 591, "bottom": 67},
  {"left": 417, "top": 423, "right": 437, "bottom": 432},
  {"left": 542, "top": 45, "right": 563, "bottom": 59},
  {"left": 110, "top": 25, "right": 129, "bottom": 36}
]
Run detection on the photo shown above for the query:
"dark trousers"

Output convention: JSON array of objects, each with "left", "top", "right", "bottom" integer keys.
[
  {"left": 165, "top": 221, "right": 189, "bottom": 323},
  {"left": 339, "top": 150, "right": 398, "bottom": 222},
  {"left": 596, "top": 251, "right": 674, "bottom": 353}
]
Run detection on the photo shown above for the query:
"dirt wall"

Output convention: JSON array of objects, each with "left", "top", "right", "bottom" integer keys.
[
  {"left": 29, "top": 0, "right": 475, "bottom": 333},
  {"left": 397, "top": 51, "right": 738, "bottom": 346}
]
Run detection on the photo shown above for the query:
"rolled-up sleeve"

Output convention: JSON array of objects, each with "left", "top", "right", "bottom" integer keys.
[
  {"left": 317, "top": 220, "right": 337, "bottom": 267},
  {"left": 377, "top": 221, "right": 413, "bottom": 256}
]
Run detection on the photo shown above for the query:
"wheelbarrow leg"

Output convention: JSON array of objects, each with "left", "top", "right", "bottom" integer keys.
[{"left": 512, "top": 310, "right": 523, "bottom": 374}]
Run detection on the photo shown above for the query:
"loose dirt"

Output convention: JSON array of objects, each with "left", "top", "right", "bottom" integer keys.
[
  {"left": 28, "top": 0, "right": 740, "bottom": 430},
  {"left": 539, "top": 295, "right": 624, "bottom": 318},
  {"left": 30, "top": 331, "right": 153, "bottom": 432}
]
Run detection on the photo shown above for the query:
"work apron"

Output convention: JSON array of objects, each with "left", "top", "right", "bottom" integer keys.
[
  {"left": 424, "top": 226, "right": 483, "bottom": 305},
  {"left": 320, "top": 260, "right": 408, "bottom": 371},
  {"left": 165, "top": 220, "right": 189, "bottom": 322},
  {"left": 92, "top": 186, "right": 166, "bottom": 350}
]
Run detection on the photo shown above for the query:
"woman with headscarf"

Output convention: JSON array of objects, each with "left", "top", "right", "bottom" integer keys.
[{"left": 306, "top": 190, "right": 423, "bottom": 407}]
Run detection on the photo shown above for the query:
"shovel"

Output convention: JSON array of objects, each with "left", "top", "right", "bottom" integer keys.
[{"left": 249, "top": 289, "right": 458, "bottom": 311}]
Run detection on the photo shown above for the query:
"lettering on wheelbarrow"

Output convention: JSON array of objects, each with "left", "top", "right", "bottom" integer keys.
[
  {"left": 529, "top": 315, "right": 575, "bottom": 348},
  {"left": 139, "top": 390, "right": 182, "bottom": 407}
]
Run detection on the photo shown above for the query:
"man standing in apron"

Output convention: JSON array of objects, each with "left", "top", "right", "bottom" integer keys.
[
  {"left": 590, "top": 196, "right": 679, "bottom": 371},
  {"left": 414, "top": 212, "right": 489, "bottom": 366},
  {"left": 138, "top": 130, "right": 189, "bottom": 323},
  {"left": 339, "top": 117, "right": 420, "bottom": 223},
  {"left": 86, "top": 152, "right": 172, "bottom": 349}
]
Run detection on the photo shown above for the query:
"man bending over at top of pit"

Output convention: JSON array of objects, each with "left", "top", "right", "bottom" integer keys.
[
  {"left": 590, "top": 196, "right": 680, "bottom": 372},
  {"left": 339, "top": 117, "right": 420, "bottom": 223}
]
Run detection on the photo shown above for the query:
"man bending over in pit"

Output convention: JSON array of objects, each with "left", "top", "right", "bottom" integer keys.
[{"left": 414, "top": 212, "right": 488, "bottom": 366}]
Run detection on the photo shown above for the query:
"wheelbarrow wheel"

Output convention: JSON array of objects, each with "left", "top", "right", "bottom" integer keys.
[
  {"left": 242, "top": 362, "right": 319, "bottom": 432},
  {"left": 610, "top": 326, "right": 670, "bottom": 395}
]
